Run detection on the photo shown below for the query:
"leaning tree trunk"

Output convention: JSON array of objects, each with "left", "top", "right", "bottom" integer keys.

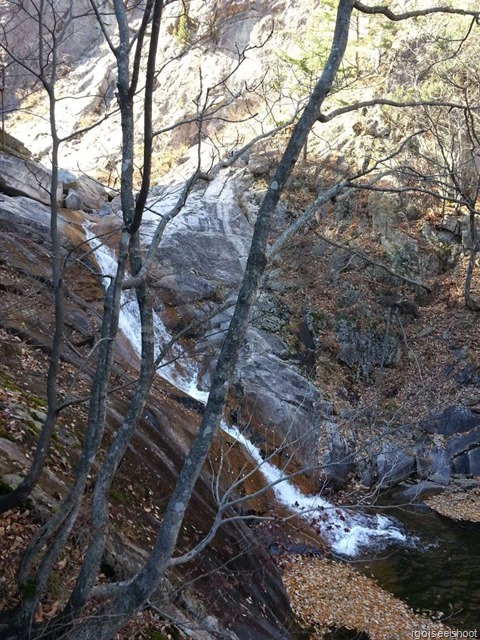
[
  {"left": 62, "top": 2, "right": 356, "bottom": 639},
  {"left": 465, "top": 210, "right": 480, "bottom": 310}
]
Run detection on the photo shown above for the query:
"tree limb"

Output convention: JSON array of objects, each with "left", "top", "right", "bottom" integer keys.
[{"left": 354, "top": 1, "right": 480, "bottom": 21}]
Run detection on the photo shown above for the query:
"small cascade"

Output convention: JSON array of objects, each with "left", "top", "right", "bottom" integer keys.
[
  {"left": 221, "top": 423, "right": 406, "bottom": 556},
  {"left": 84, "top": 223, "right": 207, "bottom": 399},
  {"left": 84, "top": 218, "right": 408, "bottom": 557}
]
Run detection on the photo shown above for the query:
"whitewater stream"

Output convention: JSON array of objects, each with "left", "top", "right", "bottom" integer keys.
[
  {"left": 84, "top": 208, "right": 408, "bottom": 557},
  {"left": 82, "top": 178, "right": 480, "bottom": 628}
]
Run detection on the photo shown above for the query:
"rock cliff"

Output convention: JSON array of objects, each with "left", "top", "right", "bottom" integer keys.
[{"left": 2, "top": 0, "right": 480, "bottom": 636}]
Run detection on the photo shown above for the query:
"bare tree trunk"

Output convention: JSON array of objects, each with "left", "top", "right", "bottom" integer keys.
[
  {"left": 60, "top": 2, "right": 355, "bottom": 639},
  {"left": 465, "top": 210, "right": 480, "bottom": 310},
  {"left": 0, "top": 42, "right": 63, "bottom": 516}
]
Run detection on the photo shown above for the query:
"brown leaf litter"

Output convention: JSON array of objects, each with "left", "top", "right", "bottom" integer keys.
[
  {"left": 282, "top": 556, "right": 449, "bottom": 640},
  {"left": 425, "top": 486, "right": 480, "bottom": 522}
]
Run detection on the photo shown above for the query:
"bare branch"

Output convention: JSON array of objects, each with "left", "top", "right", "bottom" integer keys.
[
  {"left": 319, "top": 98, "right": 480, "bottom": 123},
  {"left": 354, "top": 1, "right": 480, "bottom": 21}
]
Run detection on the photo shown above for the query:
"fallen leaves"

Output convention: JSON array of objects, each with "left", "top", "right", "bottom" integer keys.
[
  {"left": 425, "top": 487, "right": 480, "bottom": 522},
  {"left": 282, "top": 556, "right": 449, "bottom": 640},
  {"left": 0, "top": 509, "right": 38, "bottom": 610}
]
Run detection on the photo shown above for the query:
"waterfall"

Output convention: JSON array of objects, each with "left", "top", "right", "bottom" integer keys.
[
  {"left": 84, "top": 185, "right": 408, "bottom": 557},
  {"left": 84, "top": 224, "right": 208, "bottom": 401},
  {"left": 221, "top": 423, "right": 406, "bottom": 556}
]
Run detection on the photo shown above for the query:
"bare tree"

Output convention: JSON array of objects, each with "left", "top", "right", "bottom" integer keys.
[{"left": 0, "top": 0, "right": 94, "bottom": 512}]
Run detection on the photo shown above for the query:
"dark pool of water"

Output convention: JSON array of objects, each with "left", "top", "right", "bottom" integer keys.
[{"left": 349, "top": 505, "right": 480, "bottom": 631}]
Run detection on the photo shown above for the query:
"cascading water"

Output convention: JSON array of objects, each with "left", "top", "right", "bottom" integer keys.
[
  {"left": 84, "top": 224, "right": 208, "bottom": 402},
  {"left": 220, "top": 423, "right": 406, "bottom": 555},
  {"left": 84, "top": 179, "right": 408, "bottom": 557}
]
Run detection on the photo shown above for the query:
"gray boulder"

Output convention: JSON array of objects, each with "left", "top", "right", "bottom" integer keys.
[
  {"left": 59, "top": 169, "right": 108, "bottom": 211},
  {"left": 453, "top": 452, "right": 470, "bottom": 475},
  {"left": 321, "top": 421, "right": 354, "bottom": 488},
  {"left": 74, "top": 174, "right": 108, "bottom": 210},
  {"left": 415, "top": 405, "right": 480, "bottom": 482},
  {"left": 58, "top": 169, "right": 79, "bottom": 191},
  {"left": 420, "top": 405, "right": 480, "bottom": 437},
  {"left": 428, "top": 445, "right": 451, "bottom": 485},
  {"left": 0, "top": 152, "right": 62, "bottom": 206},
  {"left": 468, "top": 448, "right": 480, "bottom": 476},
  {"left": 375, "top": 444, "right": 416, "bottom": 488},
  {"left": 64, "top": 188, "right": 83, "bottom": 210},
  {"left": 447, "top": 426, "right": 480, "bottom": 457}
]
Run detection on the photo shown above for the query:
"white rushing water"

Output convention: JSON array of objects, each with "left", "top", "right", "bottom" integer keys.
[
  {"left": 84, "top": 224, "right": 208, "bottom": 401},
  {"left": 220, "top": 423, "right": 406, "bottom": 555},
  {"left": 84, "top": 183, "right": 408, "bottom": 557}
]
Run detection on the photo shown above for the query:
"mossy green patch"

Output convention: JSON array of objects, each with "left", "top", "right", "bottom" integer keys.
[
  {"left": 146, "top": 627, "right": 181, "bottom": 640},
  {"left": 145, "top": 631, "right": 168, "bottom": 640},
  {"left": 26, "top": 420, "right": 40, "bottom": 435},
  {"left": 25, "top": 394, "right": 47, "bottom": 409},
  {"left": 0, "top": 430, "right": 16, "bottom": 443},
  {"left": 0, "top": 373, "right": 19, "bottom": 392},
  {"left": 0, "top": 478, "right": 13, "bottom": 495},
  {"left": 108, "top": 488, "right": 126, "bottom": 504}
]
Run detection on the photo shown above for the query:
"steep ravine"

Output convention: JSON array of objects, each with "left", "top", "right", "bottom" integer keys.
[
  {"left": 0, "top": 190, "right": 297, "bottom": 639},
  {"left": 1, "top": 144, "right": 480, "bottom": 637},
  {"left": 84, "top": 164, "right": 480, "bottom": 631},
  {"left": 2, "top": 0, "right": 480, "bottom": 631},
  {"left": 84, "top": 179, "right": 410, "bottom": 558}
]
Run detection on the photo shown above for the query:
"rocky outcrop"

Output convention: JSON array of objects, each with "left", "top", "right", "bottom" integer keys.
[
  {"left": 336, "top": 315, "right": 401, "bottom": 382},
  {"left": 323, "top": 405, "right": 480, "bottom": 490},
  {"left": 59, "top": 169, "right": 109, "bottom": 211},
  {"left": 149, "top": 175, "right": 252, "bottom": 307},
  {"left": 127, "top": 172, "right": 334, "bottom": 474},
  {"left": 0, "top": 194, "right": 55, "bottom": 229},
  {"left": 0, "top": 131, "right": 32, "bottom": 160},
  {"left": 0, "top": 152, "right": 62, "bottom": 206},
  {"left": 236, "top": 328, "right": 327, "bottom": 469},
  {"left": 0, "top": 193, "right": 297, "bottom": 640},
  {"left": 0, "top": 137, "right": 107, "bottom": 213},
  {"left": 321, "top": 421, "right": 355, "bottom": 488}
]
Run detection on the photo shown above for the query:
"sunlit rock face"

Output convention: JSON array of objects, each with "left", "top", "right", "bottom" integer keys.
[
  {"left": 0, "top": 153, "right": 63, "bottom": 206},
  {"left": 146, "top": 175, "right": 253, "bottom": 304},
  {"left": 87, "top": 164, "right": 330, "bottom": 474},
  {"left": 3, "top": 0, "right": 320, "bottom": 175}
]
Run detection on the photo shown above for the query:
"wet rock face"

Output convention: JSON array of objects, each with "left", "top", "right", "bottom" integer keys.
[
  {"left": 151, "top": 177, "right": 253, "bottom": 306},
  {"left": 139, "top": 174, "right": 332, "bottom": 473},
  {"left": 236, "top": 328, "right": 325, "bottom": 469}
]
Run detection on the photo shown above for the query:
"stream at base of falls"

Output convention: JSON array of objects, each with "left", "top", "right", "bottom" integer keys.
[
  {"left": 352, "top": 504, "right": 480, "bottom": 632},
  {"left": 85, "top": 218, "right": 480, "bottom": 633}
]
